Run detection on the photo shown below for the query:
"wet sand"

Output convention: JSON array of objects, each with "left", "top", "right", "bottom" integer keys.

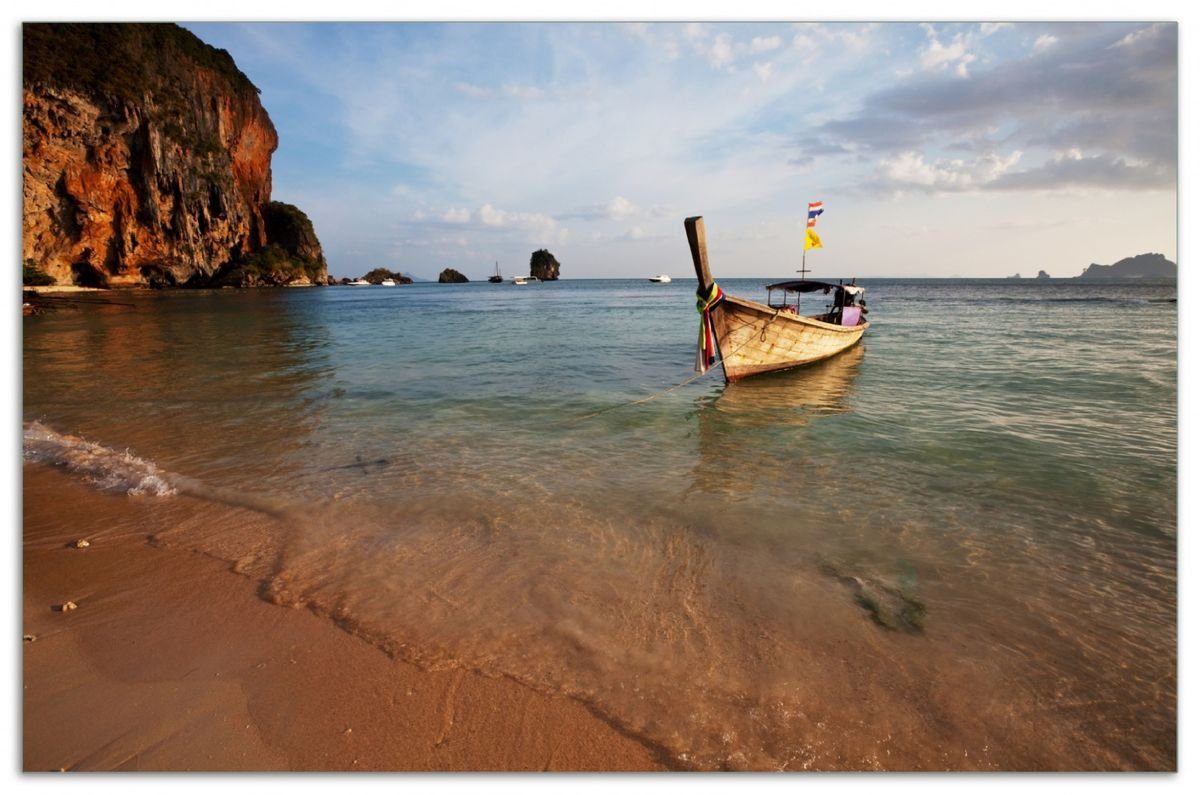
[{"left": 21, "top": 465, "right": 669, "bottom": 772}]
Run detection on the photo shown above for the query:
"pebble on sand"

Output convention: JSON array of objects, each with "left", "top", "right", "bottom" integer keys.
[
  {"left": 56, "top": 601, "right": 78, "bottom": 612},
  {"left": 70, "top": 539, "right": 90, "bottom": 548}
]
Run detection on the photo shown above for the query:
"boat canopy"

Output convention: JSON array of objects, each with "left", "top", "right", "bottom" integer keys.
[{"left": 765, "top": 279, "right": 865, "bottom": 296}]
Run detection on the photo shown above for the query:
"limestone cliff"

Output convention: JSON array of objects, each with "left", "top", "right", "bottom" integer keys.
[
  {"left": 529, "top": 249, "right": 561, "bottom": 281},
  {"left": 22, "top": 23, "right": 326, "bottom": 287}
]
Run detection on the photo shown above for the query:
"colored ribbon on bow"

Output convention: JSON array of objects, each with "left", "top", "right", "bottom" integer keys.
[{"left": 695, "top": 282, "right": 725, "bottom": 373}]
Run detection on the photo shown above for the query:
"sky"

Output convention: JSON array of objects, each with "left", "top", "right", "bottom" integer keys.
[{"left": 181, "top": 20, "right": 1179, "bottom": 281}]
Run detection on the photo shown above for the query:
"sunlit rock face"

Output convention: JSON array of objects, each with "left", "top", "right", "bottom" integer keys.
[{"left": 23, "top": 23, "right": 326, "bottom": 287}]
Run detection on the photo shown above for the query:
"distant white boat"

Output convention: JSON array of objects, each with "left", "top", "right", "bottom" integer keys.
[
  {"left": 649, "top": 274, "right": 672, "bottom": 283},
  {"left": 380, "top": 278, "right": 397, "bottom": 286},
  {"left": 348, "top": 279, "right": 371, "bottom": 286},
  {"left": 513, "top": 276, "right": 540, "bottom": 285}
]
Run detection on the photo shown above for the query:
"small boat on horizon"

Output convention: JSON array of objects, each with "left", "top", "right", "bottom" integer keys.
[
  {"left": 685, "top": 215, "right": 869, "bottom": 383},
  {"left": 489, "top": 262, "right": 504, "bottom": 283},
  {"left": 649, "top": 274, "right": 672, "bottom": 283},
  {"left": 512, "top": 276, "right": 540, "bottom": 285},
  {"left": 348, "top": 278, "right": 371, "bottom": 286},
  {"left": 380, "top": 278, "right": 397, "bottom": 286}
]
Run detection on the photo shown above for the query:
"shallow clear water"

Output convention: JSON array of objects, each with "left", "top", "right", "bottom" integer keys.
[{"left": 23, "top": 278, "right": 1177, "bottom": 770}]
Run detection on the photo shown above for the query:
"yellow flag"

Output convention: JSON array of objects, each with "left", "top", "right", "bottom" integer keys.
[{"left": 805, "top": 228, "right": 823, "bottom": 249}]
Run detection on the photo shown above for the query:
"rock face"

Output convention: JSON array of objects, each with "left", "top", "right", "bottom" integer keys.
[
  {"left": 1078, "top": 253, "right": 1176, "bottom": 279},
  {"left": 1036, "top": 270, "right": 1050, "bottom": 280},
  {"left": 22, "top": 23, "right": 326, "bottom": 287},
  {"left": 438, "top": 268, "right": 469, "bottom": 283},
  {"left": 529, "top": 249, "right": 560, "bottom": 281}
]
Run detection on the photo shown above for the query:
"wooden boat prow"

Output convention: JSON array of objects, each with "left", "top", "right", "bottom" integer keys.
[{"left": 685, "top": 216, "right": 869, "bottom": 382}]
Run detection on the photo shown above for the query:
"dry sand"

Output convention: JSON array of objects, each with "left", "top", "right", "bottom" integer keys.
[{"left": 22, "top": 465, "right": 669, "bottom": 772}]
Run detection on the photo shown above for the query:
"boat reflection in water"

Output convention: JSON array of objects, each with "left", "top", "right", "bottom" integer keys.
[{"left": 689, "top": 343, "right": 864, "bottom": 500}]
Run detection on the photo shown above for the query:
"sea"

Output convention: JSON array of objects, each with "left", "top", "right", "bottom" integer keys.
[{"left": 22, "top": 277, "right": 1177, "bottom": 770}]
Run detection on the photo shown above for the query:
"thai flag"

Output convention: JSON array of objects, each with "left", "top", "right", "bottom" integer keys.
[{"left": 807, "top": 201, "right": 824, "bottom": 228}]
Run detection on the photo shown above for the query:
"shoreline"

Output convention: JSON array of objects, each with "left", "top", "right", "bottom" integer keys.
[{"left": 22, "top": 465, "right": 669, "bottom": 772}]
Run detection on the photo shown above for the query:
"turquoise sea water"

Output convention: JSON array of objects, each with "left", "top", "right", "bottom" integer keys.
[{"left": 23, "top": 278, "right": 1177, "bottom": 770}]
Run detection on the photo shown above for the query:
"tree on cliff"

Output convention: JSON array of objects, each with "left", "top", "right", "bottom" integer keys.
[
  {"left": 438, "top": 268, "right": 469, "bottom": 283},
  {"left": 529, "top": 249, "right": 561, "bottom": 281}
]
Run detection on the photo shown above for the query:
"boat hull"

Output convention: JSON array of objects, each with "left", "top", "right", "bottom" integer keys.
[{"left": 711, "top": 295, "right": 868, "bottom": 382}]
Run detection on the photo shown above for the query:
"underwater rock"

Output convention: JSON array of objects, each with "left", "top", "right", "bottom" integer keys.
[{"left": 819, "top": 563, "right": 926, "bottom": 633}]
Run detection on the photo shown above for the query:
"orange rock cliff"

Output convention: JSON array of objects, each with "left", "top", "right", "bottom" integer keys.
[{"left": 23, "top": 23, "right": 328, "bottom": 287}]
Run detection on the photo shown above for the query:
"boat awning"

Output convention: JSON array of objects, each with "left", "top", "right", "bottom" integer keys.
[{"left": 765, "top": 280, "right": 865, "bottom": 296}]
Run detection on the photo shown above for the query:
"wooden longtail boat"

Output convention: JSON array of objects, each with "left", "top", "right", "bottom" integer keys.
[{"left": 685, "top": 216, "right": 870, "bottom": 383}]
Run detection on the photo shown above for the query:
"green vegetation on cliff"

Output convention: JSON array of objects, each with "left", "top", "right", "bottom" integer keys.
[
  {"left": 24, "top": 23, "right": 259, "bottom": 103},
  {"left": 215, "top": 202, "right": 328, "bottom": 286},
  {"left": 23, "top": 260, "right": 56, "bottom": 286}
]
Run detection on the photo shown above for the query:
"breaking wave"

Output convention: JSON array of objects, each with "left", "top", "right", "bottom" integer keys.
[{"left": 23, "top": 421, "right": 177, "bottom": 496}]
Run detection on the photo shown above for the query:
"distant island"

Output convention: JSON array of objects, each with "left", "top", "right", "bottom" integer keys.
[
  {"left": 1077, "top": 253, "right": 1176, "bottom": 280},
  {"left": 530, "top": 249, "right": 561, "bottom": 281},
  {"left": 438, "top": 268, "right": 469, "bottom": 283},
  {"left": 361, "top": 268, "right": 412, "bottom": 285},
  {"left": 1008, "top": 255, "right": 1176, "bottom": 280}
]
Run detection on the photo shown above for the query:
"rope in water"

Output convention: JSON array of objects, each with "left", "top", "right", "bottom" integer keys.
[
  {"left": 571, "top": 368, "right": 715, "bottom": 422},
  {"left": 570, "top": 309, "right": 782, "bottom": 422}
]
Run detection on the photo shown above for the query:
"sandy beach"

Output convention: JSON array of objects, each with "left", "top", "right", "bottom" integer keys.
[{"left": 22, "top": 465, "right": 668, "bottom": 772}]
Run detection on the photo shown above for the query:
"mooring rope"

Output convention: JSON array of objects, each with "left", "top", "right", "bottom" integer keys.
[{"left": 570, "top": 311, "right": 781, "bottom": 423}]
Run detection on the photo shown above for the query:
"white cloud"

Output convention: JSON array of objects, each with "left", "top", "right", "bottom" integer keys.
[
  {"left": 919, "top": 25, "right": 977, "bottom": 77},
  {"left": 707, "top": 33, "right": 734, "bottom": 67},
  {"left": 878, "top": 150, "right": 1023, "bottom": 191},
  {"left": 750, "top": 35, "right": 782, "bottom": 54},
  {"left": 478, "top": 204, "right": 567, "bottom": 245},
  {"left": 503, "top": 83, "right": 545, "bottom": 100},
  {"left": 1111, "top": 23, "right": 1166, "bottom": 50},
  {"left": 791, "top": 32, "right": 815, "bottom": 50},
  {"left": 980, "top": 22, "right": 1012, "bottom": 36},
  {"left": 479, "top": 204, "right": 508, "bottom": 226},
  {"left": 623, "top": 22, "right": 650, "bottom": 40},
  {"left": 627, "top": 226, "right": 646, "bottom": 240},
  {"left": 1032, "top": 34, "right": 1058, "bottom": 53},
  {"left": 442, "top": 207, "right": 471, "bottom": 223},
  {"left": 453, "top": 82, "right": 490, "bottom": 99},
  {"left": 753, "top": 61, "right": 774, "bottom": 83},
  {"left": 606, "top": 196, "right": 639, "bottom": 220},
  {"left": 836, "top": 24, "right": 877, "bottom": 52}
]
